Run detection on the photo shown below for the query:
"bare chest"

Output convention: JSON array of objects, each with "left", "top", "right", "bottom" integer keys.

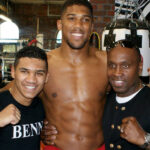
[{"left": 44, "top": 61, "right": 108, "bottom": 102}]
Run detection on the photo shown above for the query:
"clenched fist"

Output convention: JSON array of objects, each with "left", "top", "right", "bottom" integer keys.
[
  {"left": 120, "top": 116, "right": 145, "bottom": 146},
  {"left": 0, "top": 104, "right": 21, "bottom": 127}
]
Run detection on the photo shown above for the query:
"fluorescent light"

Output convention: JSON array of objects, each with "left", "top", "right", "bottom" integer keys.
[
  {"left": 0, "top": 21, "right": 19, "bottom": 40},
  {"left": 0, "top": 14, "right": 11, "bottom": 22}
]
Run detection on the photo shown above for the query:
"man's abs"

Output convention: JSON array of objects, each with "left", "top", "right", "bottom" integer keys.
[{"left": 43, "top": 100, "right": 104, "bottom": 150}]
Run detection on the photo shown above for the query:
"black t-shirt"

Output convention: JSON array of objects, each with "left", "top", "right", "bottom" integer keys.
[{"left": 0, "top": 90, "right": 45, "bottom": 150}]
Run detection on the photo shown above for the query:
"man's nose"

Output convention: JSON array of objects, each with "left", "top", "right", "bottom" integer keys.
[
  {"left": 74, "top": 19, "right": 82, "bottom": 27},
  {"left": 114, "top": 67, "right": 123, "bottom": 76},
  {"left": 26, "top": 73, "right": 36, "bottom": 83}
]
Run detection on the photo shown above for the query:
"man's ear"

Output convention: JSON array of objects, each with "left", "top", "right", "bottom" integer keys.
[
  {"left": 57, "top": 19, "right": 62, "bottom": 31},
  {"left": 11, "top": 66, "right": 15, "bottom": 79},
  {"left": 138, "top": 61, "right": 143, "bottom": 76}
]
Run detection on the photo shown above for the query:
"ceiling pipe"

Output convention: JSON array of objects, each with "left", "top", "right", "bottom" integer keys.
[{"left": 9, "top": 0, "right": 64, "bottom": 4}]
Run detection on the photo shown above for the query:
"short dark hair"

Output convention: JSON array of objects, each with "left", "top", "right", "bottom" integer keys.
[
  {"left": 61, "top": 0, "right": 93, "bottom": 19},
  {"left": 14, "top": 46, "right": 48, "bottom": 71},
  {"left": 107, "top": 39, "right": 141, "bottom": 63}
]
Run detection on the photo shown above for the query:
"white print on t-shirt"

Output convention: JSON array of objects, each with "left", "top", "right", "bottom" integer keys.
[{"left": 12, "top": 121, "right": 43, "bottom": 139}]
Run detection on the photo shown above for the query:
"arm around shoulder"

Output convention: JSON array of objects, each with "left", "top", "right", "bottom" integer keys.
[{"left": 0, "top": 80, "right": 14, "bottom": 93}]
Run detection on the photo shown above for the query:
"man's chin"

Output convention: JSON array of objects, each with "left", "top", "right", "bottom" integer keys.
[
  {"left": 67, "top": 40, "right": 87, "bottom": 49},
  {"left": 70, "top": 45, "right": 85, "bottom": 50},
  {"left": 23, "top": 93, "right": 37, "bottom": 100},
  {"left": 112, "top": 86, "right": 126, "bottom": 94}
]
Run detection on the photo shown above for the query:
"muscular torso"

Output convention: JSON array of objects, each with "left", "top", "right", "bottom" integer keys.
[{"left": 42, "top": 48, "right": 108, "bottom": 150}]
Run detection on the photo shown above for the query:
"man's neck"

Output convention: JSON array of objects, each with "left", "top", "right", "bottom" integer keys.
[
  {"left": 116, "top": 87, "right": 144, "bottom": 104},
  {"left": 60, "top": 43, "right": 90, "bottom": 65}
]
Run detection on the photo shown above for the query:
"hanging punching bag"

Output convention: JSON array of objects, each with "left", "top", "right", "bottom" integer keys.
[{"left": 102, "top": 19, "right": 150, "bottom": 83}]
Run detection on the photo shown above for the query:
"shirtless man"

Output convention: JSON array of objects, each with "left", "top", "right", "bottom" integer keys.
[
  {"left": 0, "top": 0, "right": 108, "bottom": 150},
  {"left": 41, "top": 0, "right": 108, "bottom": 150},
  {"left": 42, "top": 1, "right": 150, "bottom": 149}
]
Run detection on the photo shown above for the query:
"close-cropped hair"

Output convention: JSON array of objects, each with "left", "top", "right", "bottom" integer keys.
[
  {"left": 61, "top": 0, "right": 93, "bottom": 19},
  {"left": 14, "top": 46, "right": 48, "bottom": 71},
  {"left": 107, "top": 39, "right": 141, "bottom": 63}
]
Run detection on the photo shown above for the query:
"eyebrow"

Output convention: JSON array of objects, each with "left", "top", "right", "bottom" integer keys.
[
  {"left": 66, "top": 14, "right": 91, "bottom": 18},
  {"left": 19, "top": 68, "right": 46, "bottom": 73}
]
